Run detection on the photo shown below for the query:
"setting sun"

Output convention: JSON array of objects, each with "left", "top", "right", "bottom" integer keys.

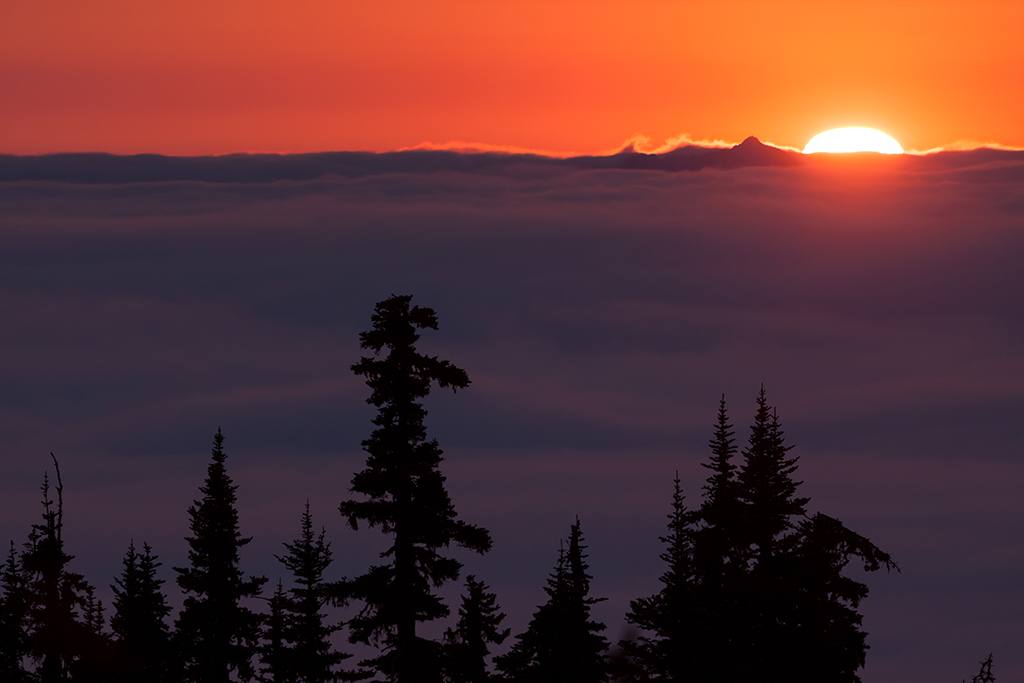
[{"left": 803, "top": 127, "right": 904, "bottom": 155}]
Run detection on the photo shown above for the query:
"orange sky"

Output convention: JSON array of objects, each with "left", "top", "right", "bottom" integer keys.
[{"left": 1, "top": 0, "right": 1022, "bottom": 156}]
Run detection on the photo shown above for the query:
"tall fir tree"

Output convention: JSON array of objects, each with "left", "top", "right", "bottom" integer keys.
[
  {"left": 339, "top": 295, "right": 491, "bottom": 682},
  {"left": 781, "top": 512, "right": 896, "bottom": 683},
  {"left": 641, "top": 389, "right": 896, "bottom": 683},
  {"left": 735, "top": 386, "right": 809, "bottom": 561},
  {"left": 625, "top": 476, "right": 700, "bottom": 682},
  {"left": 174, "top": 429, "right": 267, "bottom": 683},
  {"left": 271, "top": 502, "right": 360, "bottom": 683},
  {"left": 442, "top": 575, "right": 510, "bottom": 683},
  {"left": 693, "top": 396, "right": 750, "bottom": 683},
  {"left": 496, "top": 518, "right": 609, "bottom": 683},
  {"left": 0, "top": 540, "right": 32, "bottom": 682},
  {"left": 110, "top": 540, "right": 171, "bottom": 683},
  {"left": 21, "top": 458, "right": 94, "bottom": 683},
  {"left": 732, "top": 387, "right": 811, "bottom": 678}
]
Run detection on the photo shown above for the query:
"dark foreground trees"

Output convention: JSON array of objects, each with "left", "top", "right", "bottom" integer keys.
[
  {"left": 0, "top": 296, "right": 903, "bottom": 683},
  {"left": 496, "top": 518, "right": 609, "bottom": 683},
  {"left": 339, "top": 294, "right": 491, "bottom": 682},
  {"left": 174, "top": 429, "right": 267, "bottom": 683},
  {"left": 263, "top": 501, "right": 361, "bottom": 683},
  {"left": 627, "top": 388, "right": 898, "bottom": 683},
  {"left": 110, "top": 541, "right": 171, "bottom": 682},
  {"left": 443, "top": 575, "right": 510, "bottom": 683}
]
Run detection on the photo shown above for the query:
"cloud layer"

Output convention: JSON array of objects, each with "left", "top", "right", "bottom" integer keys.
[{"left": 1, "top": 147, "right": 1023, "bottom": 681}]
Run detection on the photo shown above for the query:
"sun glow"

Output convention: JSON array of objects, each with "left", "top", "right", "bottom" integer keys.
[{"left": 803, "top": 128, "right": 904, "bottom": 155}]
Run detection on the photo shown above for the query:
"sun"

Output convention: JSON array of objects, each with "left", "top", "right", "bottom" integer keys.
[{"left": 803, "top": 127, "right": 904, "bottom": 155}]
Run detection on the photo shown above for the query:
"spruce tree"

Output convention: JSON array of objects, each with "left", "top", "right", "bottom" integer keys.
[
  {"left": 174, "top": 428, "right": 267, "bottom": 683},
  {"left": 625, "top": 476, "right": 699, "bottom": 681},
  {"left": 731, "top": 388, "right": 809, "bottom": 678},
  {"left": 272, "top": 502, "right": 359, "bottom": 683},
  {"left": 259, "top": 581, "right": 294, "bottom": 683},
  {"left": 496, "top": 518, "right": 609, "bottom": 683},
  {"left": 339, "top": 295, "right": 491, "bottom": 682},
  {"left": 69, "top": 585, "right": 114, "bottom": 683},
  {"left": 22, "top": 459, "right": 94, "bottom": 683},
  {"left": 442, "top": 575, "right": 510, "bottom": 683},
  {"left": 693, "top": 396, "right": 749, "bottom": 683},
  {"left": 783, "top": 513, "right": 896, "bottom": 683},
  {"left": 110, "top": 541, "right": 171, "bottom": 682},
  {"left": 0, "top": 540, "right": 32, "bottom": 682},
  {"left": 735, "top": 386, "right": 809, "bottom": 561}
]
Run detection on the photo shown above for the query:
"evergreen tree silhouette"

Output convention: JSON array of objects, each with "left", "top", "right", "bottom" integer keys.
[
  {"left": 339, "top": 295, "right": 491, "bottom": 682},
  {"left": 624, "top": 475, "right": 700, "bottom": 681},
  {"left": 259, "top": 580, "right": 294, "bottom": 683},
  {"left": 69, "top": 585, "right": 114, "bottom": 683},
  {"left": 631, "top": 389, "right": 896, "bottom": 683},
  {"left": 111, "top": 540, "right": 171, "bottom": 682},
  {"left": 0, "top": 540, "right": 32, "bottom": 681},
  {"left": 732, "top": 387, "right": 810, "bottom": 678},
  {"left": 496, "top": 518, "right": 609, "bottom": 683},
  {"left": 270, "top": 502, "right": 361, "bottom": 683},
  {"left": 694, "top": 396, "right": 749, "bottom": 682},
  {"left": 442, "top": 575, "right": 510, "bottom": 683},
  {"left": 736, "top": 386, "right": 809, "bottom": 561},
  {"left": 21, "top": 457, "right": 95, "bottom": 683},
  {"left": 174, "top": 429, "right": 267, "bottom": 683},
  {"left": 965, "top": 654, "right": 995, "bottom": 683},
  {"left": 782, "top": 512, "right": 897, "bottom": 683}
]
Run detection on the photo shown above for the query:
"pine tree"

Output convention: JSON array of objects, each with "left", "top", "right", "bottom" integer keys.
[
  {"left": 69, "top": 585, "right": 114, "bottom": 683},
  {"left": 735, "top": 386, "right": 809, "bottom": 561},
  {"left": 0, "top": 540, "right": 32, "bottom": 682},
  {"left": 110, "top": 540, "right": 171, "bottom": 682},
  {"left": 259, "top": 580, "right": 294, "bottom": 683},
  {"left": 339, "top": 295, "right": 491, "bottom": 682},
  {"left": 783, "top": 513, "right": 897, "bottom": 683},
  {"left": 272, "top": 502, "right": 359, "bottom": 683},
  {"left": 625, "top": 476, "right": 699, "bottom": 681},
  {"left": 174, "top": 428, "right": 267, "bottom": 683},
  {"left": 442, "top": 575, "right": 509, "bottom": 683},
  {"left": 692, "top": 396, "right": 749, "bottom": 683},
  {"left": 496, "top": 518, "right": 609, "bottom": 683},
  {"left": 22, "top": 458, "right": 93, "bottom": 683}
]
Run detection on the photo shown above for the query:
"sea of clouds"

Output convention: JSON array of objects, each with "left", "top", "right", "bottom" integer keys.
[{"left": 1, "top": 145, "right": 1023, "bottom": 681}]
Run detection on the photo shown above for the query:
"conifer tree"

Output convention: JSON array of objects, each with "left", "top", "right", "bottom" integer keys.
[
  {"left": 782, "top": 512, "right": 896, "bottom": 683},
  {"left": 174, "top": 428, "right": 267, "bottom": 683},
  {"left": 735, "top": 386, "right": 809, "bottom": 561},
  {"left": 272, "top": 502, "right": 359, "bottom": 683},
  {"left": 625, "top": 476, "right": 700, "bottom": 681},
  {"left": 69, "top": 585, "right": 114, "bottom": 683},
  {"left": 22, "top": 458, "right": 94, "bottom": 683},
  {"left": 693, "top": 396, "right": 750, "bottom": 682},
  {"left": 965, "top": 654, "right": 995, "bottom": 683},
  {"left": 259, "top": 580, "right": 294, "bottom": 683},
  {"left": 496, "top": 519, "right": 608, "bottom": 683},
  {"left": 0, "top": 540, "right": 32, "bottom": 682},
  {"left": 629, "top": 390, "right": 896, "bottom": 682},
  {"left": 111, "top": 540, "right": 171, "bottom": 682},
  {"left": 442, "top": 575, "right": 509, "bottom": 683},
  {"left": 340, "top": 295, "right": 491, "bottom": 682}
]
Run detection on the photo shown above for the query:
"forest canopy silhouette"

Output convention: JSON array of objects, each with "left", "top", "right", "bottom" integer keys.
[{"left": 1, "top": 295, "right": 1003, "bottom": 682}]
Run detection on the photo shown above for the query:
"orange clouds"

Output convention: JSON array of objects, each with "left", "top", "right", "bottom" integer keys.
[{"left": 1, "top": 0, "right": 1021, "bottom": 155}]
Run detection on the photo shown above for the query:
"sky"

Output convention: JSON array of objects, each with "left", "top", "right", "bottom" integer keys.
[
  {"left": 2, "top": 0, "right": 1024, "bottom": 156},
  {"left": 2, "top": 2, "right": 1024, "bottom": 682}
]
